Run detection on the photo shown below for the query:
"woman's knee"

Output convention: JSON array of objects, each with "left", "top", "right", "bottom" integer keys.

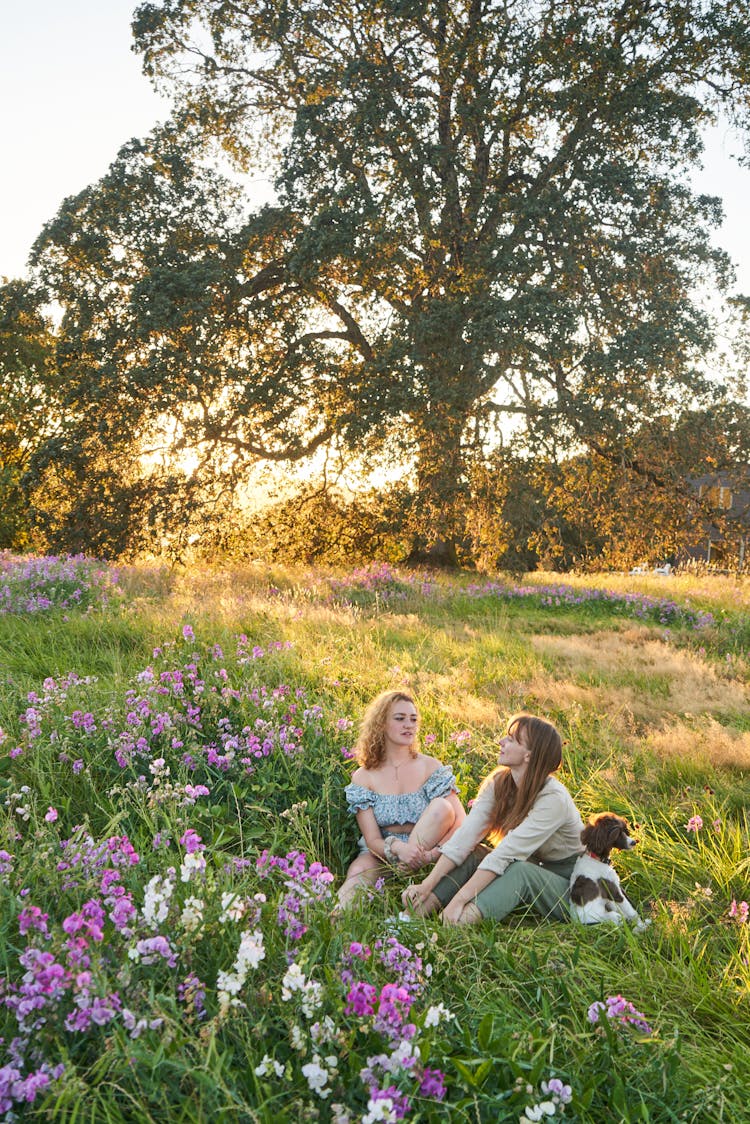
[
  {"left": 428, "top": 796, "right": 456, "bottom": 832},
  {"left": 344, "top": 854, "right": 382, "bottom": 881}
]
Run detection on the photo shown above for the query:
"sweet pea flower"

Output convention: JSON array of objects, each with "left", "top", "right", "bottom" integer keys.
[{"left": 729, "top": 899, "right": 749, "bottom": 923}]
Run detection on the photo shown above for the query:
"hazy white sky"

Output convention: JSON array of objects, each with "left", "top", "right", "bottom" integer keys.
[{"left": 1, "top": 0, "right": 749, "bottom": 293}]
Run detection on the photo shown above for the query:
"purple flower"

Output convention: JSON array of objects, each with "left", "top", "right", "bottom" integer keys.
[
  {"left": 542, "top": 1077, "right": 573, "bottom": 1104},
  {"left": 179, "top": 829, "right": 205, "bottom": 854},
  {"left": 131, "top": 935, "right": 177, "bottom": 968},
  {"left": 45, "top": 807, "right": 58, "bottom": 823},
  {"left": 346, "top": 981, "right": 378, "bottom": 1016},
  {"left": 182, "top": 624, "right": 195, "bottom": 641},
  {"left": 588, "top": 995, "right": 653, "bottom": 1035},
  {"left": 418, "top": 1067, "right": 446, "bottom": 1099},
  {"left": 18, "top": 906, "right": 50, "bottom": 936}
]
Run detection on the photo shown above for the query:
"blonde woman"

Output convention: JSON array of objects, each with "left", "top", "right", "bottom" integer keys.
[
  {"left": 337, "top": 690, "right": 465, "bottom": 908},
  {"left": 402, "top": 714, "right": 584, "bottom": 926}
]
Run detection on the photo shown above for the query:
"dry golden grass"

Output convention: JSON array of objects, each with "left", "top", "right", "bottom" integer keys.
[
  {"left": 522, "top": 568, "right": 750, "bottom": 611},
  {"left": 526, "top": 628, "right": 748, "bottom": 724},
  {"left": 644, "top": 716, "right": 750, "bottom": 770}
]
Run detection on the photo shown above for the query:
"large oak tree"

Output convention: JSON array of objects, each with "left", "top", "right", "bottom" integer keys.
[{"left": 29, "top": 0, "right": 750, "bottom": 559}]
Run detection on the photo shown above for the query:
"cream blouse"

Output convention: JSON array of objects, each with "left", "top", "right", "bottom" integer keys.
[{"left": 439, "top": 774, "right": 584, "bottom": 877}]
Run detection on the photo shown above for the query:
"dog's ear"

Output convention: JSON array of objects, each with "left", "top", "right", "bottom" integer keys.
[
  {"left": 582, "top": 814, "right": 612, "bottom": 852},
  {"left": 606, "top": 819, "right": 627, "bottom": 845}
]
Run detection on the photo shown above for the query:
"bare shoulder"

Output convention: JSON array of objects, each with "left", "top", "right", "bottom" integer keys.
[
  {"left": 350, "top": 766, "right": 371, "bottom": 787},
  {"left": 418, "top": 754, "right": 447, "bottom": 775}
]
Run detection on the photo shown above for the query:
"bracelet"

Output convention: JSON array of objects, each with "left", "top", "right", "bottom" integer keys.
[{"left": 383, "top": 836, "right": 399, "bottom": 865}]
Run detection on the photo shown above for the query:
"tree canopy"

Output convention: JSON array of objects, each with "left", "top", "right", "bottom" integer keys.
[
  {"left": 18, "top": 0, "right": 750, "bottom": 561},
  {"left": 0, "top": 280, "right": 60, "bottom": 548}
]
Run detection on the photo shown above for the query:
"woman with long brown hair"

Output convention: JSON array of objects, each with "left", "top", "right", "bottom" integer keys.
[
  {"left": 402, "top": 714, "right": 584, "bottom": 926},
  {"left": 337, "top": 689, "right": 465, "bottom": 909}
]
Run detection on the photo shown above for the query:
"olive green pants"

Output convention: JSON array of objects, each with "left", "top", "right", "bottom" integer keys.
[{"left": 432, "top": 846, "right": 579, "bottom": 922}]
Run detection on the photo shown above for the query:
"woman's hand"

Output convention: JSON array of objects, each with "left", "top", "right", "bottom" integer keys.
[
  {"left": 402, "top": 882, "right": 429, "bottom": 908},
  {"left": 392, "top": 837, "right": 428, "bottom": 871},
  {"left": 440, "top": 897, "right": 470, "bottom": 925},
  {"left": 401, "top": 882, "right": 441, "bottom": 918},
  {"left": 440, "top": 899, "right": 481, "bottom": 926}
]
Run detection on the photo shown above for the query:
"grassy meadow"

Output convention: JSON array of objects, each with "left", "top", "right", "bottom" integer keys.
[{"left": 0, "top": 555, "right": 748, "bottom": 1122}]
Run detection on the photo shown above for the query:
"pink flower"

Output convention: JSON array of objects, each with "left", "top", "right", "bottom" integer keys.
[
  {"left": 179, "top": 828, "right": 204, "bottom": 854},
  {"left": 685, "top": 815, "right": 703, "bottom": 832},
  {"left": 588, "top": 995, "right": 652, "bottom": 1035},
  {"left": 729, "top": 899, "right": 749, "bottom": 924},
  {"left": 423, "top": 734, "right": 436, "bottom": 746},
  {"left": 45, "top": 807, "right": 58, "bottom": 823}
]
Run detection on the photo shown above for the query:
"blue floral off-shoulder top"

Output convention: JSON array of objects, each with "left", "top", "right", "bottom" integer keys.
[{"left": 344, "top": 765, "right": 457, "bottom": 827}]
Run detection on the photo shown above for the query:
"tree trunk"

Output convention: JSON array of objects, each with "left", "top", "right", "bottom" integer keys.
[{"left": 405, "top": 405, "right": 470, "bottom": 567}]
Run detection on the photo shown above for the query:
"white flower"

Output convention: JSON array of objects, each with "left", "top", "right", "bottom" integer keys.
[
  {"left": 363, "top": 1098, "right": 396, "bottom": 1124},
  {"left": 280, "top": 963, "right": 323, "bottom": 1016},
  {"left": 236, "top": 929, "right": 265, "bottom": 971},
  {"left": 524, "top": 1102, "right": 557, "bottom": 1121},
  {"left": 220, "top": 892, "right": 246, "bottom": 923},
  {"left": 388, "top": 1039, "right": 419, "bottom": 1069},
  {"left": 331, "top": 1105, "right": 351, "bottom": 1124},
  {"left": 216, "top": 970, "right": 243, "bottom": 997},
  {"left": 301, "top": 1058, "right": 331, "bottom": 1098},
  {"left": 424, "top": 1002, "right": 454, "bottom": 1027},
  {"left": 180, "top": 850, "right": 206, "bottom": 883},
  {"left": 180, "top": 897, "right": 205, "bottom": 932},
  {"left": 255, "top": 1054, "right": 286, "bottom": 1077},
  {"left": 282, "top": 963, "right": 307, "bottom": 1000},
  {"left": 290, "top": 1025, "right": 306, "bottom": 1052},
  {"left": 301, "top": 979, "right": 324, "bottom": 1018},
  {"left": 143, "top": 874, "right": 174, "bottom": 928},
  {"left": 310, "top": 1015, "right": 338, "bottom": 1044},
  {"left": 216, "top": 928, "right": 266, "bottom": 1013}
]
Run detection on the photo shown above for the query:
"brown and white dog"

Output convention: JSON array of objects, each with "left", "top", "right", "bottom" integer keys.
[{"left": 570, "top": 813, "right": 650, "bottom": 930}]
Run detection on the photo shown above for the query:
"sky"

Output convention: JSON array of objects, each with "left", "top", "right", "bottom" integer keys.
[{"left": 1, "top": 0, "right": 749, "bottom": 295}]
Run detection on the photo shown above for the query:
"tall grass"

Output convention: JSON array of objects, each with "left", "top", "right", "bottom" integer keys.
[{"left": 0, "top": 557, "right": 747, "bottom": 1122}]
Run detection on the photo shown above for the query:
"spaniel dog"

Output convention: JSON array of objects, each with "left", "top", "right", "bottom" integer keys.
[{"left": 570, "top": 813, "right": 650, "bottom": 930}]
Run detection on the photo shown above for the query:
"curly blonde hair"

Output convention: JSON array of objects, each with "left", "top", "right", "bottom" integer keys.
[
  {"left": 485, "top": 713, "right": 563, "bottom": 840},
  {"left": 354, "top": 690, "right": 419, "bottom": 770}
]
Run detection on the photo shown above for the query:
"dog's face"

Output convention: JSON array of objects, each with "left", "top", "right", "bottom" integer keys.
[{"left": 580, "top": 813, "right": 636, "bottom": 858}]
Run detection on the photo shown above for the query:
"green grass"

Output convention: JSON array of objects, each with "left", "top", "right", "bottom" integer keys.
[{"left": 0, "top": 560, "right": 748, "bottom": 1122}]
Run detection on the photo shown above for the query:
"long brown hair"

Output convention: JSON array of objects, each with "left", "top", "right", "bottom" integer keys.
[
  {"left": 485, "top": 714, "right": 563, "bottom": 839},
  {"left": 354, "top": 690, "right": 419, "bottom": 770}
]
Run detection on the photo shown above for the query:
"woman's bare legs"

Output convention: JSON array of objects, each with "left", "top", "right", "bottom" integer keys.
[
  {"left": 336, "top": 851, "right": 384, "bottom": 909},
  {"left": 408, "top": 796, "right": 465, "bottom": 866}
]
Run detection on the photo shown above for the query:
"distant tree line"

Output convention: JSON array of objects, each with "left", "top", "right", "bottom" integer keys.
[{"left": 2, "top": 0, "right": 750, "bottom": 568}]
